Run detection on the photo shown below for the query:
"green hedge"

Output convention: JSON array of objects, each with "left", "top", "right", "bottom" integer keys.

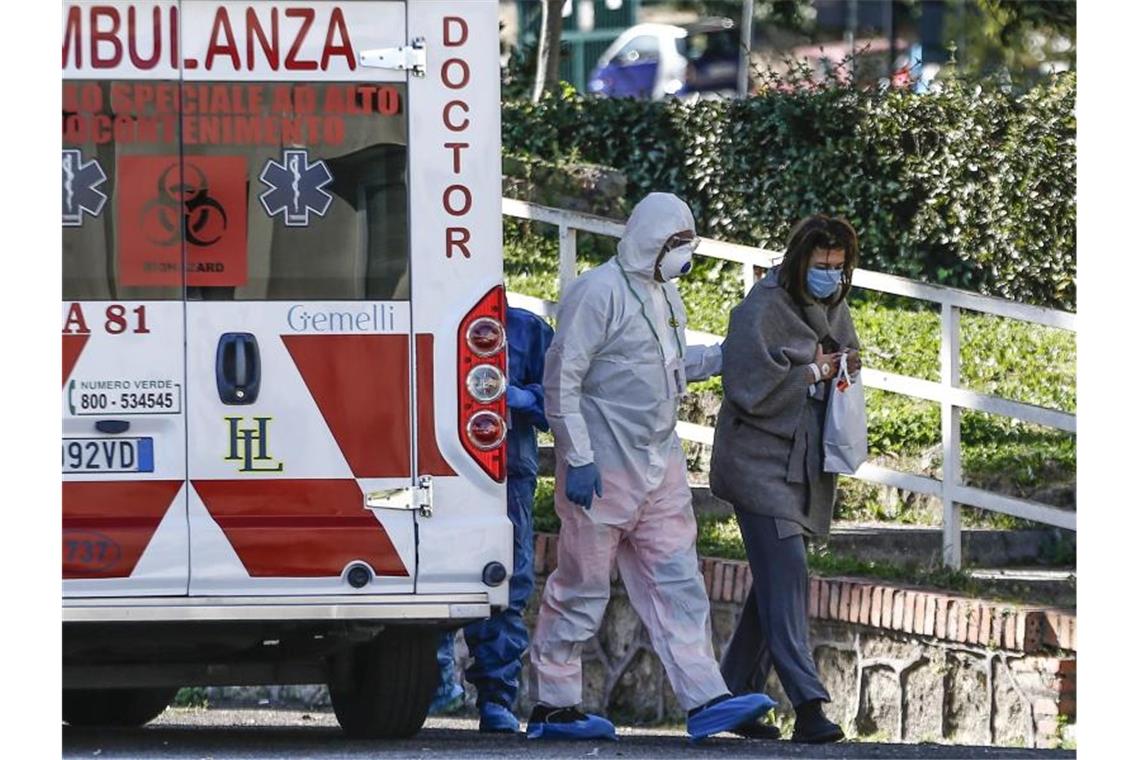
[{"left": 502, "top": 71, "right": 1076, "bottom": 310}]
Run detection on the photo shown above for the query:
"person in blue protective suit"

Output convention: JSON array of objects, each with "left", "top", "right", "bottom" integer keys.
[
  {"left": 526, "top": 193, "right": 776, "bottom": 743},
  {"left": 429, "top": 305, "right": 554, "bottom": 734}
]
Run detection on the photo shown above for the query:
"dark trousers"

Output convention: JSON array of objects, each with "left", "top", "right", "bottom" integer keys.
[{"left": 719, "top": 511, "right": 830, "bottom": 707}]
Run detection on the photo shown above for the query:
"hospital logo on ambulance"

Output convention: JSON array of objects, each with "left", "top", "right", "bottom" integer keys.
[
  {"left": 62, "top": 149, "right": 106, "bottom": 227},
  {"left": 117, "top": 155, "right": 248, "bottom": 288},
  {"left": 225, "top": 416, "right": 284, "bottom": 473},
  {"left": 258, "top": 150, "right": 334, "bottom": 227}
]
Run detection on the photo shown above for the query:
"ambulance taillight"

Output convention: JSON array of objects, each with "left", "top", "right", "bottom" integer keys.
[
  {"left": 466, "top": 317, "right": 506, "bottom": 356},
  {"left": 458, "top": 286, "right": 508, "bottom": 480}
]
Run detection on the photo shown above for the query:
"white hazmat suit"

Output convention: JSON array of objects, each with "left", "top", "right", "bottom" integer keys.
[{"left": 530, "top": 193, "right": 730, "bottom": 711}]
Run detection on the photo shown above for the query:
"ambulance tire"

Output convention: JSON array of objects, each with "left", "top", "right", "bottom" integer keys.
[
  {"left": 63, "top": 687, "right": 179, "bottom": 727},
  {"left": 329, "top": 626, "right": 438, "bottom": 739}
]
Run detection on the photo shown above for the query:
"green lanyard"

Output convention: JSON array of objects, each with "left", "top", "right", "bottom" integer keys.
[{"left": 617, "top": 262, "right": 685, "bottom": 363}]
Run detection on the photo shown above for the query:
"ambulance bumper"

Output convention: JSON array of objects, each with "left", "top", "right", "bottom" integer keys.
[{"left": 62, "top": 593, "right": 491, "bottom": 624}]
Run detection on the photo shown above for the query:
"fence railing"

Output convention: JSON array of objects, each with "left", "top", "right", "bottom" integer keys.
[{"left": 502, "top": 198, "right": 1076, "bottom": 568}]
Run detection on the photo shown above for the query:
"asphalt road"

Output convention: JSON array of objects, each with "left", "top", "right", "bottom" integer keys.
[{"left": 61, "top": 708, "right": 1076, "bottom": 759}]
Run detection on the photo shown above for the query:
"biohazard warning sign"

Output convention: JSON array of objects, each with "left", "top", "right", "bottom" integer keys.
[{"left": 117, "top": 156, "right": 248, "bottom": 287}]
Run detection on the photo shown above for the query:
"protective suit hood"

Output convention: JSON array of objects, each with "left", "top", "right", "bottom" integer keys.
[{"left": 616, "top": 193, "right": 696, "bottom": 278}]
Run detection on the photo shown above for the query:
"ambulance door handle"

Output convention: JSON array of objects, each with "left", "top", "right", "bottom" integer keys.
[{"left": 216, "top": 333, "right": 260, "bottom": 405}]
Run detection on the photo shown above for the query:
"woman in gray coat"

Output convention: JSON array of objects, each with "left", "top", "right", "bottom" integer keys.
[{"left": 710, "top": 215, "right": 862, "bottom": 743}]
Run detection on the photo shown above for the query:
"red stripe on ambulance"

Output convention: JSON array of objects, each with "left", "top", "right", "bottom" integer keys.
[
  {"left": 415, "top": 334, "right": 456, "bottom": 476},
  {"left": 192, "top": 479, "right": 408, "bottom": 577},
  {"left": 62, "top": 334, "right": 90, "bottom": 387},
  {"left": 282, "top": 334, "right": 412, "bottom": 478},
  {"left": 63, "top": 480, "right": 183, "bottom": 578}
]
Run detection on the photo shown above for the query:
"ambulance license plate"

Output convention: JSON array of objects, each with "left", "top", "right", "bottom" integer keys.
[{"left": 62, "top": 437, "right": 154, "bottom": 474}]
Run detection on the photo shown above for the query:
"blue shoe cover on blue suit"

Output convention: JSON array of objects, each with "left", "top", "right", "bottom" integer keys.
[
  {"left": 479, "top": 703, "right": 521, "bottom": 734},
  {"left": 687, "top": 693, "right": 777, "bottom": 740},
  {"left": 526, "top": 713, "right": 617, "bottom": 741},
  {"left": 427, "top": 681, "right": 464, "bottom": 716}
]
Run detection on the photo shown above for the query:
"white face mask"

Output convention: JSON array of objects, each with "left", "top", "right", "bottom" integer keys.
[{"left": 657, "top": 243, "right": 694, "bottom": 281}]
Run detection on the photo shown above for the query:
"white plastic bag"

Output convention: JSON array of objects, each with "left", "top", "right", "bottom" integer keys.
[{"left": 823, "top": 353, "right": 868, "bottom": 474}]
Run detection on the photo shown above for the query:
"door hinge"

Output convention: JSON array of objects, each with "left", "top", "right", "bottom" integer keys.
[
  {"left": 359, "top": 37, "right": 426, "bottom": 77},
  {"left": 365, "top": 475, "right": 433, "bottom": 518}
]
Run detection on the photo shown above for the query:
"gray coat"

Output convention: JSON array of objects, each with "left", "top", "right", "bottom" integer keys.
[{"left": 709, "top": 267, "right": 860, "bottom": 538}]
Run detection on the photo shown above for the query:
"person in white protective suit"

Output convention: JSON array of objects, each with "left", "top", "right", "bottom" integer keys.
[{"left": 526, "top": 193, "right": 776, "bottom": 742}]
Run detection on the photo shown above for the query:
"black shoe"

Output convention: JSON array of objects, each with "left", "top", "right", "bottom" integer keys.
[
  {"left": 792, "top": 700, "right": 843, "bottom": 743},
  {"left": 731, "top": 720, "right": 782, "bottom": 740},
  {"left": 528, "top": 704, "right": 589, "bottom": 725},
  {"left": 686, "top": 693, "right": 732, "bottom": 719},
  {"left": 526, "top": 704, "right": 617, "bottom": 741}
]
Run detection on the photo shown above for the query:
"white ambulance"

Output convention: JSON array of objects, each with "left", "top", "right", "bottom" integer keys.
[{"left": 62, "top": 0, "right": 510, "bottom": 738}]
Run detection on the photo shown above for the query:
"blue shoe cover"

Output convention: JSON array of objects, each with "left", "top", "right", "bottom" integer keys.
[
  {"left": 526, "top": 713, "right": 617, "bottom": 741},
  {"left": 427, "top": 682, "right": 465, "bottom": 716},
  {"left": 687, "top": 693, "right": 777, "bottom": 740},
  {"left": 479, "top": 703, "right": 521, "bottom": 734}
]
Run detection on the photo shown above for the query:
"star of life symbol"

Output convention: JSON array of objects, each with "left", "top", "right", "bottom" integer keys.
[
  {"left": 258, "top": 149, "right": 334, "bottom": 227},
  {"left": 62, "top": 149, "right": 107, "bottom": 227}
]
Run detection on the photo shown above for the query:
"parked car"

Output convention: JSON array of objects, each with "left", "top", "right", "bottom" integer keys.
[{"left": 587, "top": 18, "right": 741, "bottom": 100}]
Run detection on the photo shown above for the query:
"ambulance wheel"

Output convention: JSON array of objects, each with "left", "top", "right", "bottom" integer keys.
[
  {"left": 63, "top": 687, "right": 178, "bottom": 727},
  {"left": 328, "top": 626, "right": 438, "bottom": 739}
]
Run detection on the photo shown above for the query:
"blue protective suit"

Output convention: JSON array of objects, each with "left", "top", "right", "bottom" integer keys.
[{"left": 434, "top": 306, "right": 554, "bottom": 715}]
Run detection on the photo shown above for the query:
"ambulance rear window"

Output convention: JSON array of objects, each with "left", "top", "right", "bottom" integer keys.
[
  {"left": 63, "top": 80, "right": 184, "bottom": 301},
  {"left": 63, "top": 81, "right": 410, "bottom": 302}
]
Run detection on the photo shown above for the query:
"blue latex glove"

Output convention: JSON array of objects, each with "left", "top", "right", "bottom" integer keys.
[
  {"left": 506, "top": 385, "right": 537, "bottom": 410},
  {"left": 565, "top": 463, "right": 603, "bottom": 510}
]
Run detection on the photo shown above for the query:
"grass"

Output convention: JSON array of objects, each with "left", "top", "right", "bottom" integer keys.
[
  {"left": 172, "top": 687, "right": 209, "bottom": 708},
  {"left": 695, "top": 513, "right": 991, "bottom": 596},
  {"left": 533, "top": 477, "right": 558, "bottom": 534},
  {"left": 506, "top": 222, "right": 1076, "bottom": 532},
  {"left": 806, "top": 543, "right": 983, "bottom": 595}
]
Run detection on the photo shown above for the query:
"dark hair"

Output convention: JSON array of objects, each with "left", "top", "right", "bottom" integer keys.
[{"left": 777, "top": 215, "right": 860, "bottom": 305}]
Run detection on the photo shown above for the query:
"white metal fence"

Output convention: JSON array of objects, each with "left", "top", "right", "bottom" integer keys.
[{"left": 502, "top": 198, "right": 1076, "bottom": 568}]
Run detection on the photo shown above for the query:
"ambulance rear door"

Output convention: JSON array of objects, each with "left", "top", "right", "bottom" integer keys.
[
  {"left": 180, "top": 0, "right": 418, "bottom": 595},
  {"left": 62, "top": 0, "right": 191, "bottom": 597},
  {"left": 405, "top": 1, "right": 512, "bottom": 606}
]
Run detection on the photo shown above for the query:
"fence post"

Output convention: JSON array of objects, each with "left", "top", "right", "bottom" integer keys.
[
  {"left": 558, "top": 222, "right": 578, "bottom": 301},
  {"left": 741, "top": 262, "right": 755, "bottom": 296},
  {"left": 575, "top": 40, "right": 587, "bottom": 93},
  {"left": 940, "top": 303, "right": 962, "bottom": 568}
]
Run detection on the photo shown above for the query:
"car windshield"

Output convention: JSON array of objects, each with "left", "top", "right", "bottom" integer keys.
[
  {"left": 679, "top": 29, "right": 737, "bottom": 61},
  {"left": 615, "top": 35, "right": 660, "bottom": 64}
]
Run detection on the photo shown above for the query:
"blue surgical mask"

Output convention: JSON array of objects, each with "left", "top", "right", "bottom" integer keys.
[{"left": 806, "top": 267, "right": 843, "bottom": 299}]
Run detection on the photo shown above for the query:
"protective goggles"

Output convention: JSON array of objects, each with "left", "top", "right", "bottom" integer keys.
[{"left": 661, "top": 233, "right": 701, "bottom": 254}]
